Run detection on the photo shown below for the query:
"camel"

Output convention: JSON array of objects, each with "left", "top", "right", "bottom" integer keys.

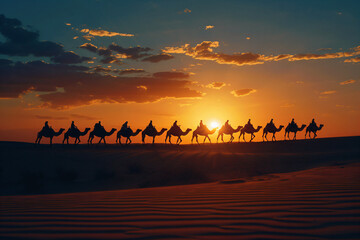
[
  {"left": 142, "top": 127, "right": 167, "bottom": 144},
  {"left": 165, "top": 126, "right": 192, "bottom": 144},
  {"left": 116, "top": 128, "right": 142, "bottom": 144},
  {"left": 305, "top": 124, "right": 324, "bottom": 139},
  {"left": 284, "top": 123, "right": 306, "bottom": 140},
  {"left": 217, "top": 125, "right": 243, "bottom": 143},
  {"left": 35, "top": 128, "right": 65, "bottom": 145},
  {"left": 262, "top": 124, "right": 284, "bottom": 142},
  {"left": 88, "top": 127, "right": 117, "bottom": 144},
  {"left": 62, "top": 128, "right": 90, "bottom": 144},
  {"left": 191, "top": 126, "right": 217, "bottom": 144},
  {"left": 239, "top": 125, "right": 262, "bottom": 142}
]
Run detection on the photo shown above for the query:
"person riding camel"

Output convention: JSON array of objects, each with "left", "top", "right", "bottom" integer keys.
[
  {"left": 269, "top": 118, "right": 275, "bottom": 128},
  {"left": 224, "top": 120, "right": 231, "bottom": 130},
  {"left": 42, "top": 121, "right": 51, "bottom": 132},
  {"left": 199, "top": 120, "right": 204, "bottom": 129},
  {"left": 246, "top": 119, "right": 254, "bottom": 129},
  {"left": 172, "top": 120, "right": 180, "bottom": 131},
  {"left": 121, "top": 121, "right": 129, "bottom": 131},
  {"left": 70, "top": 121, "right": 78, "bottom": 134},
  {"left": 290, "top": 118, "right": 297, "bottom": 128},
  {"left": 94, "top": 121, "right": 105, "bottom": 132},
  {"left": 148, "top": 120, "right": 155, "bottom": 131},
  {"left": 309, "top": 118, "right": 317, "bottom": 128}
]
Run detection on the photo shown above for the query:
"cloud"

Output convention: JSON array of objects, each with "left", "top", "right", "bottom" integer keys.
[
  {"left": 141, "top": 53, "right": 174, "bottom": 63},
  {"left": 114, "top": 68, "right": 145, "bottom": 75},
  {"left": 163, "top": 41, "right": 360, "bottom": 67},
  {"left": 0, "top": 59, "right": 202, "bottom": 108},
  {"left": 344, "top": 57, "right": 360, "bottom": 63},
  {"left": 205, "top": 25, "right": 214, "bottom": 30},
  {"left": 51, "top": 51, "right": 91, "bottom": 64},
  {"left": 153, "top": 71, "right": 190, "bottom": 79},
  {"left": 184, "top": 8, "right": 191, "bottom": 13},
  {"left": 317, "top": 48, "right": 332, "bottom": 51},
  {"left": 108, "top": 43, "right": 151, "bottom": 59},
  {"left": 80, "top": 43, "right": 98, "bottom": 53},
  {"left": 339, "top": 79, "right": 356, "bottom": 85},
  {"left": 0, "top": 14, "right": 89, "bottom": 64},
  {"left": 320, "top": 90, "right": 336, "bottom": 95},
  {"left": 206, "top": 82, "right": 226, "bottom": 89},
  {"left": 231, "top": 89, "right": 257, "bottom": 97},
  {"left": 80, "top": 28, "right": 134, "bottom": 37}
]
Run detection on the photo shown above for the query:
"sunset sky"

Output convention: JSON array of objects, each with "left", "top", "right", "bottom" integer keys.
[{"left": 1, "top": 0, "right": 359, "bottom": 143}]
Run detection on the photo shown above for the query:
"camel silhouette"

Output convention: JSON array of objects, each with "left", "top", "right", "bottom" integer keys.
[
  {"left": 116, "top": 127, "right": 142, "bottom": 144},
  {"left": 142, "top": 126, "right": 167, "bottom": 144},
  {"left": 217, "top": 125, "right": 243, "bottom": 143},
  {"left": 305, "top": 124, "right": 324, "bottom": 139},
  {"left": 191, "top": 125, "right": 217, "bottom": 144},
  {"left": 88, "top": 127, "right": 117, "bottom": 144},
  {"left": 35, "top": 128, "right": 65, "bottom": 145},
  {"left": 284, "top": 123, "right": 306, "bottom": 140},
  {"left": 165, "top": 126, "right": 192, "bottom": 144},
  {"left": 239, "top": 125, "right": 262, "bottom": 142},
  {"left": 262, "top": 124, "right": 284, "bottom": 141},
  {"left": 62, "top": 128, "right": 90, "bottom": 144}
]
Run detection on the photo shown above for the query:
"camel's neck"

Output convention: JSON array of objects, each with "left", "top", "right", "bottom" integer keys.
[
  {"left": 105, "top": 129, "right": 115, "bottom": 136},
  {"left": 80, "top": 129, "right": 90, "bottom": 136},
  {"left": 276, "top": 126, "right": 284, "bottom": 132},
  {"left": 132, "top": 129, "right": 142, "bottom": 136},
  {"left": 157, "top": 129, "right": 166, "bottom": 135},
  {"left": 54, "top": 130, "right": 63, "bottom": 136}
]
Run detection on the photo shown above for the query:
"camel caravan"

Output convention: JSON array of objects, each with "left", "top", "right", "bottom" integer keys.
[{"left": 35, "top": 118, "right": 324, "bottom": 145}]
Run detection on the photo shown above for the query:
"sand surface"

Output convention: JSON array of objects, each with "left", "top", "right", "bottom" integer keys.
[{"left": 0, "top": 162, "right": 359, "bottom": 239}]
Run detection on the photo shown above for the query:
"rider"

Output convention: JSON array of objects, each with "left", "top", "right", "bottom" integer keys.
[
  {"left": 269, "top": 118, "right": 275, "bottom": 128},
  {"left": 148, "top": 120, "right": 155, "bottom": 130},
  {"left": 290, "top": 118, "right": 296, "bottom": 128},
  {"left": 94, "top": 121, "right": 104, "bottom": 131},
  {"left": 42, "top": 121, "right": 51, "bottom": 131},
  {"left": 121, "top": 121, "right": 128, "bottom": 131},
  {"left": 172, "top": 120, "right": 180, "bottom": 130},
  {"left": 224, "top": 120, "right": 231, "bottom": 130},
  {"left": 70, "top": 121, "right": 78, "bottom": 132},
  {"left": 199, "top": 120, "right": 204, "bottom": 129},
  {"left": 310, "top": 118, "right": 317, "bottom": 128},
  {"left": 246, "top": 119, "right": 254, "bottom": 129}
]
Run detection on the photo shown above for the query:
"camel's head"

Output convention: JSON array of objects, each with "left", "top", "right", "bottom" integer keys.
[
  {"left": 319, "top": 124, "right": 324, "bottom": 128},
  {"left": 186, "top": 128, "right": 192, "bottom": 132},
  {"left": 85, "top": 128, "right": 91, "bottom": 131},
  {"left": 111, "top": 128, "right": 117, "bottom": 132},
  {"left": 59, "top": 128, "right": 65, "bottom": 132},
  {"left": 279, "top": 125, "right": 284, "bottom": 129}
]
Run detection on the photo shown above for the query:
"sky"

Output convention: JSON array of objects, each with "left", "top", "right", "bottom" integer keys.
[{"left": 0, "top": 0, "right": 359, "bottom": 143}]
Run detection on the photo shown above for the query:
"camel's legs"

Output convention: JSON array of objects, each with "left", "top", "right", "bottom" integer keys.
[
  {"left": 50, "top": 137, "right": 53, "bottom": 146},
  {"left": 206, "top": 136, "right": 211, "bottom": 143},
  {"left": 196, "top": 135, "right": 199, "bottom": 144},
  {"left": 221, "top": 134, "right": 225, "bottom": 143},
  {"left": 272, "top": 133, "right": 276, "bottom": 141},
  {"left": 243, "top": 133, "right": 246, "bottom": 142},
  {"left": 293, "top": 132, "right": 297, "bottom": 140},
  {"left": 168, "top": 135, "right": 172, "bottom": 144},
  {"left": 203, "top": 136, "right": 206, "bottom": 143},
  {"left": 152, "top": 137, "right": 155, "bottom": 144},
  {"left": 177, "top": 137, "right": 182, "bottom": 144}
]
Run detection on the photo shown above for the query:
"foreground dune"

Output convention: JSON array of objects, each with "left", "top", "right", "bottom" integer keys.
[{"left": 0, "top": 162, "right": 359, "bottom": 239}]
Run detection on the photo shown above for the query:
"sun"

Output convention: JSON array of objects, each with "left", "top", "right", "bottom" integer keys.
[{"left": 210, "top": 121, "right": 220, "bottom": 129}]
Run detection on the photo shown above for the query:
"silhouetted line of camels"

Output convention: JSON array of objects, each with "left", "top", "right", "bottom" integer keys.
[{"left": 35, "top": 119, "right": 324, "bottom": 145}]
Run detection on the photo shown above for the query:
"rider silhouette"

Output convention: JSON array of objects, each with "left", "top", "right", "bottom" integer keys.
[
  {"left": 121, "top": 121, "right": 128, "bottom": 131},
  {"left": 199, "top": 120, "right": 204, "bottom": 129},
  {"left": 94, "top": 121, "right": 104, "bottom": 131},
  {"left": 224, "top": 120, "right": 231, "bottom": 130},
  {"left": 42, "top": 121, "right": 51, "bottom": 131},
  {"left": 269, "top": 118, "right": 275, "bottom": 128},
  {"left": 290, "top": 118, "right": 296, "bottom": 128},
  {"left": 310, "top": 118, "right": 317, "bottom": 128},
  {"left": 247, "top": 119, "right": 254, "bottom": 129},
  {"left": 148, "top": 120, "right": 155, "bottom": 130},
  {"left": 172, "top": 121, "right": 180, "bottom": 130},
  {"left": 70, "top": 121, "right": 78, "bottom": 131}
]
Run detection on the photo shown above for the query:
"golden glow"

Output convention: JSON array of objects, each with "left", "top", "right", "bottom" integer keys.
[{"left": 210, "top": 121, "right": 220, "bottom": 129}]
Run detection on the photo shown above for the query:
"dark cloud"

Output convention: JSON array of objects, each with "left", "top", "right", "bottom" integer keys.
[
  {"left": 51, "top": 51, "right": 91, "bottom": 64},
  {"left": 0, "top": 59, "right": 202, "bottom": 108},
  {"left": 108, "top": 43, "right": 151, "bottom": 60},
  {"left": 0, "top": 14, "right": 89, "bottom": 63},
  {"left": 164, "top": 41, "right": 360, "bottom": 66},
  {"left": 142, "top": 53, "right": 174, "bottom": 63},
  {"left": 79, "top": 43, "right": 97, "bottom": 53},
  {"left": 114, "top": 68, "right": 146, "bottom": 75},
  {"left": 153, "top": 71, "right": 190, "bottom": 79}
]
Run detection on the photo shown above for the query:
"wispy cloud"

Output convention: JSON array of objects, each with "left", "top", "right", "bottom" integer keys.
[
  {"left": 206, "top": 82, "right": 226, "bottom": 89},
  {"left": 80, "top": 28, "right": 134, "bottom": 37},
  {"left": 344, "top": 57, "right": 360, "bottom": 63},
  {"left": 340, "top": 79, "right": 356, "bottom": 85},
  {"left": 320, "top": 90, "right": 336, "bottom": 95},
  {"left": 163, "top": 41, "right": 360, "bottom": 67},
  {"left": 205, "top": 25, "right": 214, "bottom": 30},
  {"left": 184, "top": 8, "right": 191, "bottom": 13},
  {"left": 231, "top": 89, "right": 257, "bottom": 97}
]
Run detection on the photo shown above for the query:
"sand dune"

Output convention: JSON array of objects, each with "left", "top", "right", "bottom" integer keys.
[{"left": 0, "top": 163, "right": 359, "bottom": 239}]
